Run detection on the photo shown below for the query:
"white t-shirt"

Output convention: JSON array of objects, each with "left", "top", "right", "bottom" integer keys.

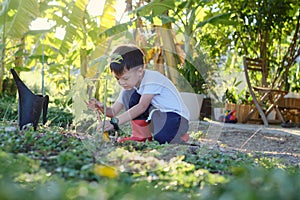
[{"left": 117, "top": 69, "right": 190, "bottom": 120}]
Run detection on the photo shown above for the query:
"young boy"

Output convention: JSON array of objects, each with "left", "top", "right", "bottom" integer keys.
[{"left": 87, "top": 44, "right": 190, "bottom": 144}]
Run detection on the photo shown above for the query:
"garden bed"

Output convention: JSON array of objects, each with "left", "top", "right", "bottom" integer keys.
[{"left": 0, "top": 120, "right": 299, "bottom": 199}]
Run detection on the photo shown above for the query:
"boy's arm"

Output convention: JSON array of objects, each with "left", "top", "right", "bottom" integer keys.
[
  {"left": 116, "top": 94, "right": 154, "bottom": 125},
  {"left": 99, "top": 101, "right": 123, "bottom": 117},
  {"left": 86, "top": 98, "right": 123, "bottom": 117},
  {"left": 109, "top": 101, "right": 123, "bottom": 117}
]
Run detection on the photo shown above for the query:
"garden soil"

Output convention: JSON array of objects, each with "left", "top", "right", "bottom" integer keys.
[{"left": 193, "top": 121, "right": 300, "bottom": 165}]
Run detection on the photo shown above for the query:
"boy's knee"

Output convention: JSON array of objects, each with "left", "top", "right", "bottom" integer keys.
[
  {"left": 154, "top": 133, "right": 186, "bottom": 144},
  {"left": 153, "top": 133, "right": 169, "bottom": 144},
  {"left": 154, "top": 131, "right": 180, "bottom": 144}
]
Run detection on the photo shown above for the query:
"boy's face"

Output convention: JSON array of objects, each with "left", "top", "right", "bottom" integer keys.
[{"left": 113, "top": 67, "right": 144, "bottom": 90}]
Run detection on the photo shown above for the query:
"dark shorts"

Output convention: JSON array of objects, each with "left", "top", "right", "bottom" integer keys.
[{"left": 122, "top": 89, "right": 189, "bottom": 144}]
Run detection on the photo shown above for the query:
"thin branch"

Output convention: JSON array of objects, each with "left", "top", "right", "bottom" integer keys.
[{"left": 240, "top": 128, "right": 262, "bottom": 149}]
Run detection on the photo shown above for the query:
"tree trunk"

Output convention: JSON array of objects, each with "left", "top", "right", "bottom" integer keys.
[
  {"left": 160, "top": 24, "right": 180, "bottom": 87},
  {"left": 153, "top": 46, "right": 165, "bottom": 75},
  {"left": 0, "top": 36, "right": 6, "bottom": 96},
  {"left": 260, "top": 29, "right": 268, "bottom": 87},
  {"left": 80, "top": 48, "right": 88, "bottom": 78},
  {"left": 0, "top": 56, "right": 4, "bottom": 96}
]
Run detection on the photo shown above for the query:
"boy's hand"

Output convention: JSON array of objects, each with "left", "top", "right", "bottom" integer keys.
[
  {"left": 97, "top": 120, "right": 114, "bottom": 132},
  {"left": 86, "top": 98, "right": 104, "bottom": 111}
]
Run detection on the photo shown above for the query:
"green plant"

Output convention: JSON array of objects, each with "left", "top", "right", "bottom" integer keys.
[
  {"left": 47, "top": 107, "right": 73, "bottom": 127},
  {"left": 202, "top": 167, "right": 300, "bottom": 200},
  {"left": 0, "top": 95, "right": 18, "bottom": 121},
  {"left": 178, "top": 50, "right": 210, "bottom": 94},
  {"left": 288, "top": 63, "right": 300, "bottom": 92},
  {"left": 222, "top": 77, "right": 252, "bottom": 105}
]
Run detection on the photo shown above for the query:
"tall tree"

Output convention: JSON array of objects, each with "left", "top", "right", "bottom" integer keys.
[
  {"left": 0, "top": 0, "right": 39, "bottom": 95},
  {"left": 201, "top": 0, "right": 300, "bottom": 91}
]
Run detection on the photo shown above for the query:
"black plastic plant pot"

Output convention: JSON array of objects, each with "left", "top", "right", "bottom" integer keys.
[{"left": 10, "top": 69, "right": 49, "bottom": 130}]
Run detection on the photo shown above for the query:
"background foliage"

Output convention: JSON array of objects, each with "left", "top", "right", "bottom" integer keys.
[{"left": 1, "top": 0, "right": 299, "bottom": 99}]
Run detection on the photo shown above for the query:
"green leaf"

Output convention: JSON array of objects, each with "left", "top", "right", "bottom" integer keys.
[
  {"left": 98, "top": 21, "right": 134, "bottom": 42},
  {"left": 13, "top": 66, "right": 31, "bottom": 72},
  {"left": 99, "top": 0, "right": 117, "bottom": 33},
  {"left": 196, "top": 13, "right": 237, "bottom": 28},
  {"left": 4, "top": 0, "right": 39, "bottom": 38},
  {"left": 135, "top": 0, "right": 175, "bottom": 17},
  {"left": 59, "top": 0, "right": 89, "bottom": 55}
]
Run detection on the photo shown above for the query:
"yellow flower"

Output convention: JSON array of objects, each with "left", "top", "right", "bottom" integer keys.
[
  {"left": 94, "top": 164, "right": 118, "bottom": 178},
  {"left": 102, "top": 132, "right": 110, "bottom": 142}
]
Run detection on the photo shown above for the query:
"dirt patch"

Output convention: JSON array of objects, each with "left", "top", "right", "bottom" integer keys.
[{"left": 193, "top": 121, "right": 300, "bottom": 165}]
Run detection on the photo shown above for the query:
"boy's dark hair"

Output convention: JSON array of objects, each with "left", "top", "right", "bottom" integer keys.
[{"left": 110, "top": 44, "right": 144, "bottom": 75}]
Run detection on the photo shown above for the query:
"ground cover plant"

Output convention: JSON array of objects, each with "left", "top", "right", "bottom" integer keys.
[{"left": 0, "top": 100, "right": 299, "bottom": 200}]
